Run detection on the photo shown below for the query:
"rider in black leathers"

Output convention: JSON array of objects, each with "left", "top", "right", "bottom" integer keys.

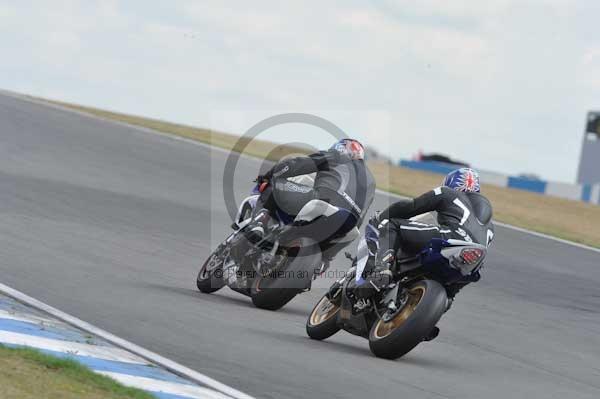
[
  {"left": 359, "top": 168, "right": 494, "bottom": 299},
  {"left": 249, "top": 139, "right": 376, "bottom": 264}
]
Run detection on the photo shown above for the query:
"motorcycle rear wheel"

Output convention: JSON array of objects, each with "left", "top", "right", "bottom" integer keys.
[
  {"left": 250, "top": 276, "right": 299, "bottom": 311},
  {"left": 250, "top": 243, "right": 315, "bottom": 311},
  {"left": 368, "top": 279, "right": 447, "bottom": 359},
  {"left": 250, "top": 238, "right": 320, "bottom": 310}
]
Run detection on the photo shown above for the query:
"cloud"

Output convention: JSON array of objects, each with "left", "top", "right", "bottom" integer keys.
[
  {"left": 0, "top": 1, "right": 598, "bottom": 182},
  {"left": 581, "top": 47, "right": 600, "bottom": 89}
]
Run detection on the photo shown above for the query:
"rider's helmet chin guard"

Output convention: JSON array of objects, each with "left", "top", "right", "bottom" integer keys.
[
  {"left": 443, "top": 168, "right": 481, "bottom": 193},
  {"left": 330, "top": 138, "right": 365, "bottom": 161}
]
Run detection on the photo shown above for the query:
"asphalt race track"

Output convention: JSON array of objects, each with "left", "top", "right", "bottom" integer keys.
[{"left": 1, "top": 92, "right": 599, "bottom": 399}]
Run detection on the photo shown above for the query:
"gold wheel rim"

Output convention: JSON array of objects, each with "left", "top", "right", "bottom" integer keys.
[
  {"left": 309, "top": 295, "right": 339, "bottom": 326},
  {"left": 372, "top": 285, "right": 426, "bottom": 339}
]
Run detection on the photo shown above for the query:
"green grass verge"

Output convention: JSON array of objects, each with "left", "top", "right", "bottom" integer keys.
[{"left": 0, "top": 345, "right": 155, "bottom": 399}]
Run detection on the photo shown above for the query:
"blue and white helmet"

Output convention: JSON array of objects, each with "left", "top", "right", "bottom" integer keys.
[
  {"left": 443, "top": 168, "right": 481, "bottom": 193},
  {"left": 330, "top": 138, "right": 365, "bottom": 160}
]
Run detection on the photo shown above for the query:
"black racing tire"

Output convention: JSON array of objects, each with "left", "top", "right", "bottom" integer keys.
[
  {"left": 368, "top": 279, "right": 447, "bottom": 359},
  {"left": 250, "top": 240, "right": 319, "bottom": 311},
  {"left": 250, "top": 277, "right": 299, "bottom": 311},
  {"left": 306, "top": 294, "right": 341, "bottom": 340},
  {"left": 196, "top": 250, "right": 226, "bottom": 294}
]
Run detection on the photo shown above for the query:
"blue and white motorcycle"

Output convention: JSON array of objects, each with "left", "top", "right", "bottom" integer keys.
[
  {"left": 197, "top": 175, "right": 359, "bottom": 310},
  {"left": 306, "top": 233, "right": 490, "bottom": 359}
]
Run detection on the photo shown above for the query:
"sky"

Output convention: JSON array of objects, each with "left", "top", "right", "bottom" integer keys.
[{"left": 1, "top": 0, "right": 599, "bottom": 183}]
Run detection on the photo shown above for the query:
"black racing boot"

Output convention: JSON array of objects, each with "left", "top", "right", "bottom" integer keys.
[{"left": 356, "top": 249, "right": 395, "bottom": 298}]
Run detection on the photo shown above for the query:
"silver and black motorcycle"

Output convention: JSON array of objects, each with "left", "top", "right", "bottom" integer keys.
[
  {"left": 306, "top": 235, "right": 489, "bottom": 359},
  {"left": 197, "top": 175, "right": 359, "bottom": 310}
]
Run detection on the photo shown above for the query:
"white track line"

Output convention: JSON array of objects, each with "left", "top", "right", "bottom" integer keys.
[
  {"left": 3, "top": 89, "right": 599, "bottom": 255},
  {"left": 0, "top": 283, "right": 254, "bottom": 399},
  {"left": 97, "top": 372, "right": 233, "bottom": 399},
  {"left": 0, "top": 308, "right": 69, "bottom": 329},
  {"left": 0, "top": 330, "right": 146, "bottom": 364}
]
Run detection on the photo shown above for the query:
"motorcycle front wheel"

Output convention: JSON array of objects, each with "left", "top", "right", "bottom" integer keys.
[
  {"left": 368, "top": 279, "right": 447, "bottom": 359},
  {"left": 306, "top": 292, "right": 341, "bottom": 340},
  {"left": 196, "top": 249, "right": 226, "bottom": 294}
]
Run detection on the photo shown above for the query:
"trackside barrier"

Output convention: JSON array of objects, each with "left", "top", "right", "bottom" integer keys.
[{"left": 399, "top": 160, "right": 600, "bottom": 205}]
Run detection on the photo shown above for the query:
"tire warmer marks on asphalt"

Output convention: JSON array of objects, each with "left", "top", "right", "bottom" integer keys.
[{"left": 0, "top": 294, "right": 231, "bottom": 399}]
